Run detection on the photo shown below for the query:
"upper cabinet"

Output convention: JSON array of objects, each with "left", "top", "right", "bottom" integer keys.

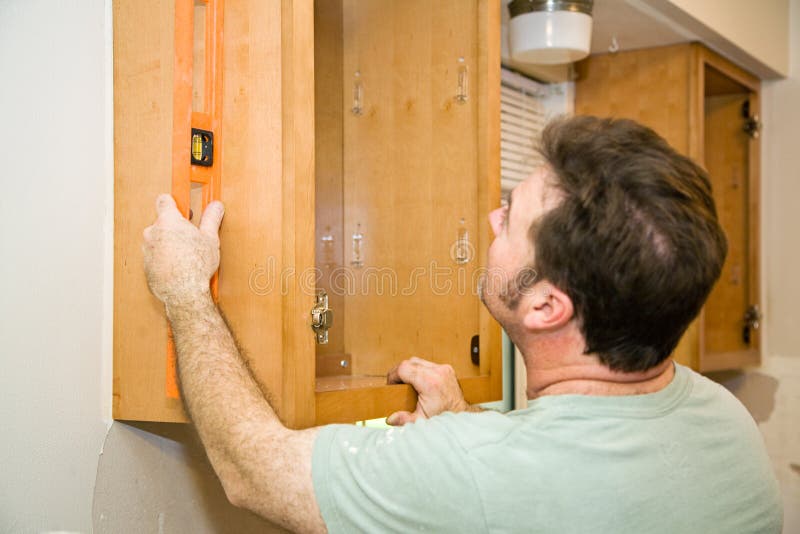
[
  {"left": 113, "top": 0, "right": 502, "bottom": 427},
  {"left": 575, "top": 43, "right": 762, "bottom": 373}
]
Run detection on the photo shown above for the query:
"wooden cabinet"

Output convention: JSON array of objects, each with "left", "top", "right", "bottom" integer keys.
[
  {"left": 113, "top": 0, "right": 502, "bottom": 427},
  {"left": 575, "top": 43, "right": 761, "bottom": 373}
]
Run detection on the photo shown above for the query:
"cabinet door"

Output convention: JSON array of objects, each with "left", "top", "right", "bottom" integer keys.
[
  {"left": 698, "top": 50, "right": 761, "bottom": 372},
  {"left": 313, "top": 0, "right": 503, "bottom": 424},
  {"left": 114, "top": 0, "right": 318, "bottom": 426}
]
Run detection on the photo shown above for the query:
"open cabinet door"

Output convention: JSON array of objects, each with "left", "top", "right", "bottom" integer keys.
[
  {"left": 312, "top": 0, "right": 503, "bottom": 424},
  {"left": 697, "top": 50, "right": 761, "bottom": 372},
  {"left": 114, "top": 0, "right": 317, "bottom": 426}
]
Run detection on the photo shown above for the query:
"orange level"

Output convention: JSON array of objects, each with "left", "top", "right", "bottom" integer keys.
[{"left": 167, "top": 0, "right": 225, "bottom": 399}]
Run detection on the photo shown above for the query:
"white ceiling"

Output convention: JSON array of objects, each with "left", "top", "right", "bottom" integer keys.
[{"left": 589, "top": 0, "right": 697, "bottom": 55}]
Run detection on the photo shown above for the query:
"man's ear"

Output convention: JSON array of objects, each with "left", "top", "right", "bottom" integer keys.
[{"left": 521, "top": 281, "right": 574, "bottom": 332}]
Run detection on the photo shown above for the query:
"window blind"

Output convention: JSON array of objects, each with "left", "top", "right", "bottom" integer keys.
[{"left": 500, "top": 68, "right": 573, "bottom": 193}]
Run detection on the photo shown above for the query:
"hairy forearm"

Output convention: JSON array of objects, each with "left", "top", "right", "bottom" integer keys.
[
  {"left": 143, "top": 197, "right": 324, "bottom": 532},
  {"left": 167, "top": 292, "right": 282, "bottom": 464},
  {"left": 165, "top": 293, "right": 324, "bottom": 532}
]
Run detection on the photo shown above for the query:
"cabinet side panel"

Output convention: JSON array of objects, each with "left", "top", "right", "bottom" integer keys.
[
  {"left": 114, "top": 0, "right": 186, "bottom": 421},
  {"left": 218, "top": 0, "right": 288, "bottom": 417},
  {"left": 575, "top": 45, "right": 692, "bottom": 154}
]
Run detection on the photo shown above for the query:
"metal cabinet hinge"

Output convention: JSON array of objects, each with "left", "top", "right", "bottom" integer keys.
[
  {"left": 742, "top": 304, "right": 762, "bottom": 344},
  {"left": 311, "top": 290, "right": 334, "bottom": 344},
  {"left": 742, "top": 101, "right": 762, "bottom": 139}
]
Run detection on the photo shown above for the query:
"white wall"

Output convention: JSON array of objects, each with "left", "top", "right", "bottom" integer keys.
[
  {"left": 713, "top": 1, "right": 800, "bottom": 531},
  {"left": 0, "top": 2, "right": 279, "bottom": 532},
  {"left": 763, "top": 0, "right": 800, "bottom": 356},
  {"left": 0, "top": 0, "right": 111, "bottom": 531},
  {"left": 755, "top": 0, "right": 800, "bottom": 525}
]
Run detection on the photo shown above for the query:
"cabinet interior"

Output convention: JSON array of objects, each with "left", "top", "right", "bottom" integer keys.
[{"left": 313, "top": 0, "right": 488, "bottom": 393}]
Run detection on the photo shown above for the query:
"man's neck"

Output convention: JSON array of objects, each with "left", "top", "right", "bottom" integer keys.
[{"left": 519, "top": 324, "right": 675, "bottom": 400}]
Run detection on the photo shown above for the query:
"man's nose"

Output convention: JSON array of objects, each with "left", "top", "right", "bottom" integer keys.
[{"left": 488, "top": 207, "right": 503, "bottom": 237}]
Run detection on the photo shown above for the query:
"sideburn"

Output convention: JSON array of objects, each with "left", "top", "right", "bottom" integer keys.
[{"left": 499, "top": 266, "right": 539, "bottom": 311}]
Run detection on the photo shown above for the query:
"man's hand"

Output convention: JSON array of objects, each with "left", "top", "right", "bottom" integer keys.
[
  {"left": 142, "top": 194, "right": 224, "bottom": 308},
  {"left": 386, "top": 356, "right": 475, "bottom": 425}
]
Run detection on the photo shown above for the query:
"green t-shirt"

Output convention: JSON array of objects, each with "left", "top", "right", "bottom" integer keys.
[{"left": 312, "top": 364, "right": 782, "bottom": 533}]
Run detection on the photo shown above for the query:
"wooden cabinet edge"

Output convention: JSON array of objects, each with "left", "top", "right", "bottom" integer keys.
[
  {"left": 700, "top": 350, "right": 761, "bottom": 374},
  {"left": 314, "top": 375, "right": 500, "bottom": 426}
]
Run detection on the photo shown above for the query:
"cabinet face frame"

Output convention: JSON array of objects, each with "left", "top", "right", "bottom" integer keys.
[{"left": 113, "top": 0, "right": 502, "bottom": 427}]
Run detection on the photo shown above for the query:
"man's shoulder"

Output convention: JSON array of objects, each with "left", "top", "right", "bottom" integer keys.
[{"left": 678, "top": 363, "right": 760, "bottom": 424}]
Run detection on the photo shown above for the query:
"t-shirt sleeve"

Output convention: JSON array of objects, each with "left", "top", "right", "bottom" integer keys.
[{"left": 312, "top": 416, "right": 488, "bottom": 533}]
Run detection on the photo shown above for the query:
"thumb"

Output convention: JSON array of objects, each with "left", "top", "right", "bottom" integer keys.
[
  {"left": 386, "top": 410, "right": 418, "bottom": 426},
  {"left": 199, "top": 201, "right": 225, "bottom": 238}
]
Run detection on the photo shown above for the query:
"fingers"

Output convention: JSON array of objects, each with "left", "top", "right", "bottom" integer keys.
[
  {"left": 386, "top": 359, "right": 420, "bottom": 387},
  {"left": 386, "top": 410, "right": 418, "bottom": 426},
  {"left": 387, "top": 357, "right": 443, "bottom": 386},
  {"left": 199, "top": 201, "right": 225, "bottom": 238},
  {"left": 155, "top": 194, "right": 181, "bottom": 218},
  {"left": 386, "top": 363, "right": 403, "bottom": 384}
]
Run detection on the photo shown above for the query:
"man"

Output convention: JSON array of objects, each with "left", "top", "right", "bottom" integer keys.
[{"left": 143, "top": 116, "right": 782, "bottom": 532}]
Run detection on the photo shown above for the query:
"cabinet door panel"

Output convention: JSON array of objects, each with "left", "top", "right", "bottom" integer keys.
[
  {"left": 703, "top": 93, "right": 752, "bottom": 355},
  {"left": 340, "top": 0, "right": 480, "bottom": 378}
]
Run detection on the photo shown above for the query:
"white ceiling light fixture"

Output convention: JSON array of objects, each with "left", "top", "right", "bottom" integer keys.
[{"left": 508, "top": 0, "right": 594, "bottom": 65}]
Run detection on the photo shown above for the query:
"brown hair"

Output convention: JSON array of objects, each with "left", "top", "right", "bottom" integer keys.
[{"left": 533, "top": 116, "right": 727, "bottom": 372}]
